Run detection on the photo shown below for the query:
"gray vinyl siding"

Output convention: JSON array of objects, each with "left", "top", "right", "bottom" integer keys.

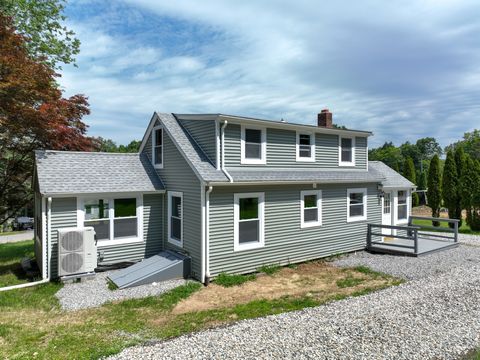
[
  {"left": 208, "top": 183, "right": 380, "bottom": 276},
  {"left": 47, "top": 195, "right": 163, "bottom": 278},
  {"left": 142, "top": 127, "right": 202, "bottom": 280},
  {"left": 179, "top": 119, "right": 217, "bottom": 165},
  {"left": 50, "top": 197, "right": 78, "bottom": 278},
  {"left": 224, "top": 124, "right": 368, "bottom": 169},
  {"left": 355, "top": 137, "right": 368, "bottom": 169}
]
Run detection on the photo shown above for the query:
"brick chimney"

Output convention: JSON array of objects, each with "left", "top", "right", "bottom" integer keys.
[{"left": 317, "top": 109, "right": 333, "bottom": 128}]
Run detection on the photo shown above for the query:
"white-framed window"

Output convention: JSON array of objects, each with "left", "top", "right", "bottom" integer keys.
[
  {"left": 347, "top": 188, "right": 367, "bottom": 222},
  {"left": 397, "top": 190, "right": 408, "bottom": 221},
  {"left": 383, "top": 193, "right": 391, "bottom": 214},
  {"left": 152, "top": 126, "right": 163, "bottom": 168},
  {"left": 296, "top": 132, "right": 315, "bottom": 162},
  {"left": 241, "top": 126, "right": 266, "bottom": 164},
  {"left": 339, "top": 136, "right": 355, "bottom": 166},
  {"left": 78, "top": 194, "right": 143, "bottom": 247},
  {"left": 300, "top": 190, "right": 322, "bottom": 228},
  {"left": 234, "top": 192, "right": 265, "bottom": 251},
  {"left": 168, "top": 191, "right": 183, "bottom": 247}
]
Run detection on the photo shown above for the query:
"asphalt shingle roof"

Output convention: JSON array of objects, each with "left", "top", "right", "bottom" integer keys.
[
  {"left": 369, "top": 161, "right": 415, "bottom": 189},
  {"left": 225, "top": 167, "right": 385, "bottom": 184},
  {"left": 35, "top": 150, "right": 164, "bottom": 195},
  {"left": 157, "top": 112, "right": 229, "bottom": 182}
]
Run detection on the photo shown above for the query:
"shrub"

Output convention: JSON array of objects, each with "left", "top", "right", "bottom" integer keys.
[{"left": 427, "top": 155, "right": 442, "bottom": 226}]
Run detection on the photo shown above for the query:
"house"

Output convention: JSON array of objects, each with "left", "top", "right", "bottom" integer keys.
[{"left": 33, "top": 110, "right": 415, "bottom": 283}]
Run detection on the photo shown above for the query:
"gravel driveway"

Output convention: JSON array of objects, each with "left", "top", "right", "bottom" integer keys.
[
  {"left": 109, "top": 234, "right": 480, "bottom": 360},
  {"left": 0, "top": 230, "right": 33, "bottom": 244}
]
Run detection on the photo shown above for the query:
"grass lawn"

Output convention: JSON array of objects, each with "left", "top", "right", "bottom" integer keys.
[
  {"left": 410, "top": 218, "right": 480, "bottom": 235},
  {"left": 0, "top": 242, "right": 403, "bottom": 360}
]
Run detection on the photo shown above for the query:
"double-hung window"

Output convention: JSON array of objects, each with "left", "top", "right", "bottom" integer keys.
[
  {"left": 347, "top": 188, "right": 367, "bottom": 222},
  {"left": 296, "top": 132, "right": 315, "bottom": 162},
  {"left": 82, "top": 196, "right": 142, "bottom": 245},
  {"left": 397, "top": 190, "right": 408, "bottom": 221},
  {"left": 339, "top": 136, "right": 355, "bottom": 166},
  {"left": 168, "top": 192, "right": 183, "bottom": 247},
  {"left": 241, "top": 126, "right": 266, "bottom": 164},
  {"left": 234, "top": 193, "right": 265, "bottom": 251},
  {"left": 300, "top": 190, "right": 322, "bottom": 228},
  {"left": 153, "top": 126, "right": 163, "bottom": 168}
]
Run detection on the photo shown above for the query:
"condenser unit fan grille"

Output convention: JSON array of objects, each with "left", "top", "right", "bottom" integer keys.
[
  {"left": 61, "top": 253, "right": 84, "bottom": 273},
  {"left": 60, "top": 231, "right": 84, "bottom": 252}
]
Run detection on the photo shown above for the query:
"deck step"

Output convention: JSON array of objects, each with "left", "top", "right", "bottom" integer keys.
[{"left": 108, "top": 250, "right": 191, "bottom": 289}]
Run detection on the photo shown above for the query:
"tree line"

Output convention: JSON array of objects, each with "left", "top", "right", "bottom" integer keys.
[{"left": 369, "top": 131, "right": 480, "bottom": 230}]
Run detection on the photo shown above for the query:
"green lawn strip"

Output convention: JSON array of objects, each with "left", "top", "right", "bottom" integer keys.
[
  {"left": 258, "top": 263, "right": 281, "bottom": 275},
  {"left": 0, "top": 240, "right": 36, "bottom": 287},
  {"left": 411, "top": 218, "right": 480, "bottom": 235},
  {"left": 215, "top": 272, "right": 256, "bottom": 287}
]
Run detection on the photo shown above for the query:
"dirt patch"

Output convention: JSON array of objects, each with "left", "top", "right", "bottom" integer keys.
[{"left": 173, "top": 262, "right": 393, "bottom": 314}]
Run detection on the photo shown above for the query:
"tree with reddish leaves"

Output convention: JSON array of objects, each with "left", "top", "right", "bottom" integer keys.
[{"left": 0, "top": 14, "right": 94, "bottom": 224}]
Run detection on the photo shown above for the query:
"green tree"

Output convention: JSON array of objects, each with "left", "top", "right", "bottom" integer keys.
[
  {"left": 403, "top": 157, "right": 419, "bottom": 206},
  {"left": 427, "top": 155, "right": 442, "bottom": 226},
  {"left": 368, "top": 142, "right": 403, "bottom": 170},
  {"left": 454, "top": 147, "right": 466, "bottom": 227},
  {"left": 92, "top": 138, "right": 141, "bottom": 153},
  {"left": 118, "top": 140, "right": 141, "bottom": 153},
  {"left": 460, "top": 156, "right": 480, "bottom": 230},
  {"left": 442, "top": 151, "right": 459, "bottom": 227},
  {"left": 416, "top": 137, "right": 443, "bottom": 159},
  {"left": 1, "top": 0, "right": 80, "bottom": 69}
]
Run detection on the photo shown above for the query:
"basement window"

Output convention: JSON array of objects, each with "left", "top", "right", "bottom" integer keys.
[
  {"left": 234, "top": 192, "right": 265, "bottom": 251},
  {"left": 300, "top": 190, "right": 322, "bottom": 227}
]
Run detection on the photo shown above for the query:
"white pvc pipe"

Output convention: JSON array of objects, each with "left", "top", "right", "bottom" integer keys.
[
  {"left": 0, "top": 197, "right": 52, "bottom": 292},
  {"left": 220, "top": 120, "right": 233, "bottom": 183}
]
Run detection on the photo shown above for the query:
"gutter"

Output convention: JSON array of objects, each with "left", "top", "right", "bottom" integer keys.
[
  {"left": 0, "top": 197, "right": 52, "bottom": 292},
  {"left": 220, "top": 121, "right": 233, "bottom": 183}
]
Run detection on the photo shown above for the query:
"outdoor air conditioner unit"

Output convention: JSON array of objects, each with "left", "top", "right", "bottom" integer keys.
[{"left": 57, "top": 227, "right": 97, "bottom": 277}]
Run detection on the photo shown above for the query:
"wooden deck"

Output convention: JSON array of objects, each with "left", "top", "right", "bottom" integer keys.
[{"left": 366, "top": 216, "right": 460, "bottom": 257}]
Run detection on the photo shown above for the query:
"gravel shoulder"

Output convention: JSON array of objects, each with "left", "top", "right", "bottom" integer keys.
[
  {"left": 56, "top": 271, "right": 188, "bottom": 311},
  {"left": 109, "top": 234, "right": 480, "bottom": 360}
]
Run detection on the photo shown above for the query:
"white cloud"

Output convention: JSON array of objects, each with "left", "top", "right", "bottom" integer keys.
[{"left": 60, "top": 0, "right": 480, "bottom": 147}]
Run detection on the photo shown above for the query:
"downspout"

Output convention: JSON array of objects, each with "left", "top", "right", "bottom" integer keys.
[
  {"left": 0, "top": 197, "right": 52, "bottom": 292},
  {"left": 204, "top": 186, "right": 213, "bottom": 285},
  {"left": 220, "top": 120, "right": 233, "bottom": 183},
  {"left": 200, "top": 182, "right": 206, "bottom": 284}
]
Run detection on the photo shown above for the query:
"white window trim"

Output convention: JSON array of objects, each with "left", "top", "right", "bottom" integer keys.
[
  {"left": 152, "top": 125, "right": 164, "bottom": 169},
  {"left": 347, "top": 188, "right": 367, "bottom": 222},
  {"left": 233, "top": 192, "right": 265, "bottom": 251},
  {"left": 339, "top": 136, "right": 356, "bottom": 167},
  {"left": 296, "top": 132, "right": 316, "bottom": 162},
  {"left": 240, "top": 125, "right": 266, "bottom": 165},
  {"left": 396, "top": 189, "right": 409, "bottom": 223},
  {"left": 168, "top": 191, "right": 183, "bottom": 247},
  {"left": 300, "top": 190, "right": 322, "bottom": 228},
  {"left": 77, "top": 193, "right": 144, "bottom": 247}
]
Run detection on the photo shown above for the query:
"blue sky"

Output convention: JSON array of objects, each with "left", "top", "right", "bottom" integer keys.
[{"left": 60, "top": 0, "right": 480, "bottom": 147}]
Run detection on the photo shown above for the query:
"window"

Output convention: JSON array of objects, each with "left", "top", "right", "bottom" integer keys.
[
  {"left": 339, "top": 136, "right": 355, "bottom": 166},
  {"left": 383, "top": 193, "right": 391, "bottom": 214},
  {"left": 397, "top": 190, "right": 408, "bottom": 221},
  {"left": 153, "top": 127, "right": 163, "bottom": 168},
  {"left": 296, "top": 132, "right": 315, "bottom": 162},
  {"left": 241, "top": 126, "right": 266, "bottom": 164},
  {"left": 347, "top": 188, "right": 367, "bottom": 222},
  {"left": 301, "top": 190, "right": 322, "bottom": 228},
  {"left": 234, "top": 193, "right": 265, "bottom": 251},
  {"left": 81, "top": 195, "right": 142, "bottom": 246},
  {"left": 168, "top": 192, "right": 183, "bottom": 246}
]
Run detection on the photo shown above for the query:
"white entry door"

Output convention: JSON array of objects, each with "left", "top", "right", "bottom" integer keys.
[{"left": 381, "top": 192, "right": 393, "bottom": 238}]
